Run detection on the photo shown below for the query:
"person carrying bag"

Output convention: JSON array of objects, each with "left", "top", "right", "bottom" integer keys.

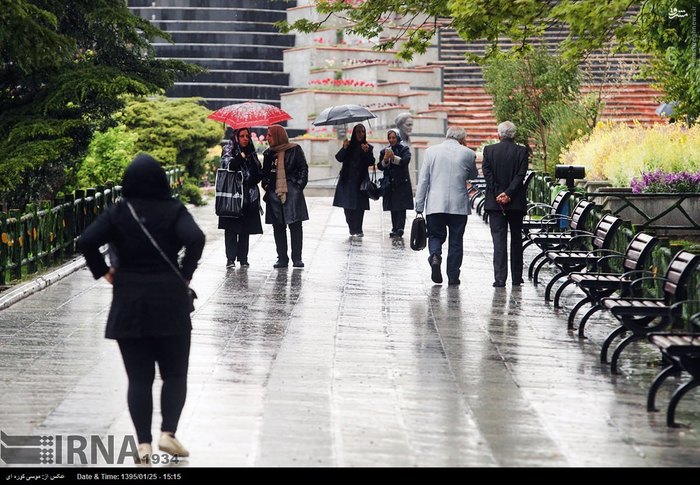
[
  {"left": 216, "top": 127, "right": 264, "bottom": 268},
  {"left": 77, "top": 154, "right": 205, "bottom": 463}
]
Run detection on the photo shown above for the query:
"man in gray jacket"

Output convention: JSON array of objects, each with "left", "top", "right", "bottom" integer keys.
[{"left": 415, "top": 126, "right": 478, "bottom": 285}]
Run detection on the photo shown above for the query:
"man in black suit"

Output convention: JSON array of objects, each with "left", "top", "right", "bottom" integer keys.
[{"left": 482, "top": 121, "right": 529, "bottom": 288}]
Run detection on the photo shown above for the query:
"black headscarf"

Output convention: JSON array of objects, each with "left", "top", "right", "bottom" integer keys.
[
  {"left": 348, "top": 124, "right": 367, "bottom": 151},
  {"left": 121, "top": 153, "right": 171, "bottom": 200},
  {"left": 232, "top": 127, "right": 256, "bottom": 157}
]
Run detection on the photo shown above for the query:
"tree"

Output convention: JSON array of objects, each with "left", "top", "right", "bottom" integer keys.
[
  {"left": 635, "top": 0, "right": 700, "bottom": 121},
  {"left": 121, "top": 97, "right": 223, "bottom": 181},
  {"left": 74, "top": 125, "right": 138, "bottom": 190},
  {"left": 0, "top": 0, "right": 202, "bottom": 208},
  {"left": 281, "top": 0, "right": 700, "bottom": 118},
  {"left": 278, "top": 0, "right": 451, "bottom": 61},
  {"left": 483, "top": 49, "right": 585, "bottom": 171}
]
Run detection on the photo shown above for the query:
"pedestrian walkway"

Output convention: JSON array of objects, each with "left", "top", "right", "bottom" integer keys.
[{"left": 0, "top": 197, "right": 698, "bottom": 467}]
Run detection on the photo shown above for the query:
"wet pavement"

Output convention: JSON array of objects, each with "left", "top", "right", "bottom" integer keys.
[{"left": 0, "top": 197, "right": 699, "bottom": 467}]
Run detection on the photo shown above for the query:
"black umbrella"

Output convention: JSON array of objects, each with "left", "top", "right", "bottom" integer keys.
[
  {"left": 656, "top": 101, "right": 678, "bottom": 117},
  {"left": 312, "top": 104, "right": 377, "bottom": 126}
]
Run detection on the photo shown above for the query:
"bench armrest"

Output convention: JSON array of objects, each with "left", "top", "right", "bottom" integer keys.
[
  {"left": 567, "top": 233, "right": 595, "bottom": 246},
  {"left": 527, "top": 202, "right": 554, "bottom": 216},
  {"left": 585, "top": 249, "right": 623, "bottom": 271},
  {"left": 628, "top": 276, "right": 670, "bottom": 294},
  {"left": 618, "top": 270, "right": 655, "bottom": 296},
  {"left": 690, "top": 311, "right": 700, "bottom": 330},
  {"left": 539, "top": 215, "right": 577, "bottom": 234},
  {"left": 594, "top": 253, "right": 626, "bottom": 268},
  {"left": 668, "top": 300, "right": 700, "bottom": 330}
]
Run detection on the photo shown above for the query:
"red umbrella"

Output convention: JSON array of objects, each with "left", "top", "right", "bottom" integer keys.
[{"left": 208, "top": 101, "right": 292, "bottom": 129}]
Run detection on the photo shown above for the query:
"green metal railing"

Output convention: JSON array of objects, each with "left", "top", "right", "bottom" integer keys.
[
  {"left": 525, "top": 171, "right": 696, "bottom": 301},
  {"left": 584, "top": 191, "right": 700, "bottom": 234},
  {"left": 0, "top": 167, "right": 184, "bottom": 286}
]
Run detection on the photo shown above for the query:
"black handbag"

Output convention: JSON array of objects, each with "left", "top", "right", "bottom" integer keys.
[
  {"left": 215, "top": 169, "right": 245, "bottom": 218},
  {"left": 410, "top": 213, "right": 427, "bottom": 251},
  {"left": 360, "top": 167, "right": 382, "bottom": 201},
  {"left": 126, "top": 202, "right": 198, "bottom": 313}
]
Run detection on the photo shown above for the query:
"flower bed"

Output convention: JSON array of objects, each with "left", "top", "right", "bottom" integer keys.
[
  {"left": 308, "top": 78, "right": 375, "bottom": 91},
  {"left": 561, "top": 122, "right": 700, "bottom": 187},
  {"left": 631, "top": 169, "right": 700, "bottom": 193}
]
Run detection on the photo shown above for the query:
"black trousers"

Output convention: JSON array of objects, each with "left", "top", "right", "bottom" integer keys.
[
  {"left": 117, "top": 335, "right": 191, "bottom": 444},
  {"left": 273, "top": 221, "right": 303, "bottom": 262},
  {"left": 487, "top": 210, "right": 525, "bottom": 284},
  {"left": 344, "top": 209, "right": 365, "bottom": 234},
  {"left": 224, "top": 230, "right": 250, "bottom": 263},
  {"left": 390, "top": 210, "right": 406, "bottom": 234}
]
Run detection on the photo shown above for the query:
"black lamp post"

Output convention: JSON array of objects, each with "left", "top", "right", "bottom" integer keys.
[{"left": 555, "top": 165, "right": 586, "bottom": 190}]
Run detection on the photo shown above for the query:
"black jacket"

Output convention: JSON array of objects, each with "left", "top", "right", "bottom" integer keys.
[
  {"left": 482, "top": 139, "right": 529, "bottom": 213},
  {"left": 332, "top": 143, "right": 376, "bottom": 211},
  {"left": 78, "top": 198, "right": 205, "bottom": 339},
  {"left": 378, "top": 142, "right": 414, "bottom": 211},
  {"left": 218, "top": 143, "right": 264, "bottom": 234},
  {"left": 261, "top": 145, "right": 310, "bottom": 225}
]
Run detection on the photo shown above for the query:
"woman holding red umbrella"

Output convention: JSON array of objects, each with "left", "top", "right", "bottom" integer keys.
[{"left": 218, "top": 127, "right": 263, "bottom": 268}]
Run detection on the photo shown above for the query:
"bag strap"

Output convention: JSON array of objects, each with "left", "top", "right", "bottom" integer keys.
[
  {"left": 370, "top": 165, "right": 377, "bottom": 183},
  {"left": 125, "top": 201, "right": 190, "bottom": 289}
]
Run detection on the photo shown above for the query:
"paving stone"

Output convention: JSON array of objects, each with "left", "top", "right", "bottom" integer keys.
[{"left": 0, "top": 198, "right": 698, "bottom": 467}]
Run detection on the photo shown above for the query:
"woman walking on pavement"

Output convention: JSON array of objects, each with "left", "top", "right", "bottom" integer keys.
[
  {"left": 261, "top": 124, "right": 310, "bottom": 268},
  {"left": 333, "top": 124, "right": 376, "bottom": 237},
  {"left": 378, "top": 128, "right": 414, "bottom": 237},
  {"left": 218, "top": 127, "right": 263, "bottom": 268},
  {"left": 77, "top": 154, "right": 205, "bottom": 463}
]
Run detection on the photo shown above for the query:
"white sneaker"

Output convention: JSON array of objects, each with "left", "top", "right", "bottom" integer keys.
[
  {"left": 158, "top": 432, "right": 189, "bottom": 457},
  {"left": 137, "top": 443, "right": 152, "bottom": 464}
]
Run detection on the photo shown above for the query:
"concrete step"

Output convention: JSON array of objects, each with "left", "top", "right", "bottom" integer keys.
[
  {"left": 169, "top": 83, "right": 293, "bottom": 102},
  {"left": 129, "top": 0, "right": 295, "bottom": 9},
  {"left": 149, "top": 20, "right": 281, "bottom": 32},
  {"left": 165, "top": 31, "right": 295, "bottom": 47},
  {"left": 129, "top": 6, "right": 288, "bottom": 22},
  {"left": 205, "top": 98, "right": 283, "bottom": 109},
  {"left": 183, "top": 70, "right": 290, "bottom": 85},
  {"left": 165, "top": 58, "right": 285, "bottom": 71},
  {"left": 153, "top": 43, "right": 289, "bottom": 59}
]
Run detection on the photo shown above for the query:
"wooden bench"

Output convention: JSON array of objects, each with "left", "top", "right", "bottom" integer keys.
[
  {"left": 600, "top": 250, "right": 700, "bottom": 374},
  {"left": 535, "top": 215, "right": 624, "bottom": 304},
  {"left": 566, "top": 232, "right": 659, "bottom": 334},
  {"left": 525, "top": 199, "right": 596, "bottom": 282},
  {"left": 521, "top": 189, "right": 573, "bottom": 247},
  {"left": 647, "top": 301, "right": 700, "bottom": 427}
]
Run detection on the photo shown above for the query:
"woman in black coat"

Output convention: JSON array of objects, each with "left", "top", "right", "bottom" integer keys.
[
  {"left": 218, "top": 127, "right": 263, "bottom": 268},
  {"left": 332, "top": 124, "right": 376, "bottom": 237},
  {"left": 77, "top": 154, "right": 205, "bottom": 463},
  {"left": 378, "top": 128, "right": 414, "bottom": 237},
  {"left": 261, "top": 124, "right": 309, "bottom": 268}
]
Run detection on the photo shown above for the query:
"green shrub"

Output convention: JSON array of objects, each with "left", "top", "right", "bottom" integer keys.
[
  {"left": 122, "top": 96, "right": 223, "bottom": 180},
  {"left": 561, "top": 122, "right": 700, "bottom": 186},
  {"left": 73, "top": 125, "right": 138, "bottom": 190},
  {"left": 180, "top": 180, "right": 205, "bottom": 206}
]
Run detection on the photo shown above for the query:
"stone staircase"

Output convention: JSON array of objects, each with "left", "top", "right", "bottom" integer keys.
[
  {"left": 583, "top": 84, "right": 664, "bottom": 125},
  {"left": 439, "top": 86, "right": 498, "bottom": 148},
  {"left": 127, "top": 0, "right": 297, "bottom": 109},
  {"left": 430, "top": 19, "right": 668, "bottom": 148},
  {"left": 435, "top": 84, "right": 666, "bottom": 150}
]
